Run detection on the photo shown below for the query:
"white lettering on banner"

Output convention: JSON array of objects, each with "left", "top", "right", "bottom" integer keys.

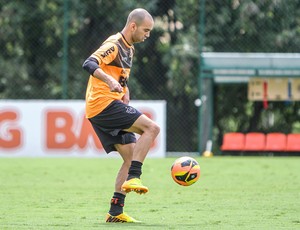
[{"left": 0, "top": 100, "right": 166, "bottom": 157}]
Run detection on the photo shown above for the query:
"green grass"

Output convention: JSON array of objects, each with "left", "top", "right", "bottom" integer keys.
[{"left": 0, "top": 157, "right": 299, "bottom": 230}]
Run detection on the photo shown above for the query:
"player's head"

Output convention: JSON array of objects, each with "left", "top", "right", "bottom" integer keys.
[{"left": 123, "top": 8, "right": 154, "bottom": 44}]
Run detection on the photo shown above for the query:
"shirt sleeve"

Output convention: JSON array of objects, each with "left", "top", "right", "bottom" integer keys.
[{"left": 91, "top": 42, "right": 118, "bottom": 68}]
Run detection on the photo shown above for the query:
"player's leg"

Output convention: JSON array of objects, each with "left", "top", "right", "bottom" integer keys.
[
  {"left": 114, "top": 143, "right": 134, "bottom": 193},
  {"left": 123, "top": 114, "right": 160, "bottom": 163},
  {"left": 121, "top": 114, "right": 160, "bottom": 194},
  {"left": 88, "top": 105, "right": 145, "bottom": 222},
  {"left": 90, "top": 101, "right": 159, "bottom": 194},
  {"left": 106, "top": 143, "right": 141, "bottom": 223}
]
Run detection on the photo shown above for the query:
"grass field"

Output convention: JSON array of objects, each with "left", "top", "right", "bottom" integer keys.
[{"left": 0, "top": 156, "right": 299, "bottom": 230}]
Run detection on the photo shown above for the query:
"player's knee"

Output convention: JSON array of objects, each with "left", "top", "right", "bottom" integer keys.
[{"left": 149, "top": 122, "right": 160, "bottom": 138}]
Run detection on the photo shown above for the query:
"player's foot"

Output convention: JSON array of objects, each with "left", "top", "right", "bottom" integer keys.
[
  {"left": 105, "top": 212, "right": 141, "bottom": 223},
  {"left": 121, "top": 178, "right": 149, "bottom": 194}
]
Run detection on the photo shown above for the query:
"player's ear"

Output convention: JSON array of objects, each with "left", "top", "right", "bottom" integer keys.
[{"left": 130, "top": 22, "right": 137, "bottom": 31}]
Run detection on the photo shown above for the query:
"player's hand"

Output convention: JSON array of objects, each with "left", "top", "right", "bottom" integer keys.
[{"left": 108, "top": 78, "right": 123, "bottom": 93}]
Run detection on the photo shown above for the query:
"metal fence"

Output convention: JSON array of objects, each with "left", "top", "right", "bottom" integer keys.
[{"left": 1, "top": 0, "right": 299, "bottom": 154}]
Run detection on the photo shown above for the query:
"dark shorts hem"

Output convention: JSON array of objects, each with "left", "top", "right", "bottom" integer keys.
[{"left": 88, "top": 100, "right": 142, "bottom": 153}]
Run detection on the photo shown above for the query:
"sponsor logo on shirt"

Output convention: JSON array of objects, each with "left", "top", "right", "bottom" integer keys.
[{"left": 101, "top": 46, "right": 115, "bottom": 58}]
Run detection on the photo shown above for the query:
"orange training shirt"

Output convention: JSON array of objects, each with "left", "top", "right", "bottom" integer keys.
[{"left": 85, "top": 32, "right": 134, "bottom": 118}]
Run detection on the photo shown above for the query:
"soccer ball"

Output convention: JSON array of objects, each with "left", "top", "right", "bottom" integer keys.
[{"left": 171, "top": 156, "right": 201, "bottom": 186}]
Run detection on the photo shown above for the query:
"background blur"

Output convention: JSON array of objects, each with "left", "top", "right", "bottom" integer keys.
[{"left": 1, "top": 0, "right": 300, "bottom": 154}]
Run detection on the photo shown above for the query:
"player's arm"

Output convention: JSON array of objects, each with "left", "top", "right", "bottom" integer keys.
[{"left": 82, "top": 57, "right": 123, "bottom": 93}]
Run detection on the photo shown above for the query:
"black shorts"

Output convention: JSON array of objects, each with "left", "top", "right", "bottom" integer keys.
[{"left": 88, "top": 100, "right": 142, "bottom": 153}]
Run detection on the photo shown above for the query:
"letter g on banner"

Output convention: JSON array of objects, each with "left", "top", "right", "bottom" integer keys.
[{"left": 0, "top": 110, "right": 22, "bottom": 149}]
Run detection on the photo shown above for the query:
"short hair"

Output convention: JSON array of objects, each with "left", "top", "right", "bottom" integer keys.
[{"left": 126, "top": 8, "right": 153, "bottom": 26}]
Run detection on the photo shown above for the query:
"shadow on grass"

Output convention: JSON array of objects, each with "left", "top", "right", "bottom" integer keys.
[{"left": 97, "top": 222, "right": 198, "bottom": 229}]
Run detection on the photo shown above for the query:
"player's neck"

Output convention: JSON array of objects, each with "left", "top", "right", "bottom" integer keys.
[{"left": 120, "top": 31, "right": 133, "bottom": 46}]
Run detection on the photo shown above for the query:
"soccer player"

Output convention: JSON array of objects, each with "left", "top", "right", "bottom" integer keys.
[{"left": 82, "top": 8, "right": 160, "bottom": 223}]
